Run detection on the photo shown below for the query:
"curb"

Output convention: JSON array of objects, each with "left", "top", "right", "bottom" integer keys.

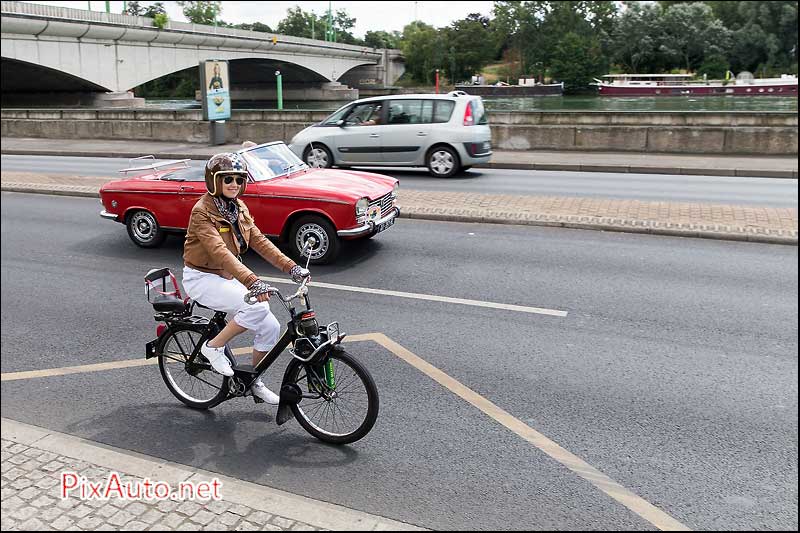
[
  {"left": 1, "top": 417, "right": 426, "bottom": 531},
  {"left": 3, "top": 149, "right": 797, "bottom": 179},
  {"left": 3, "top": 183, "right": 796, "bottom": 246}
]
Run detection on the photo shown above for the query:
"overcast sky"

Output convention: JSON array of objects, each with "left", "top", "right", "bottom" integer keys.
[{"left": 32, "top": 1, "right": 497, "bottom": 37}]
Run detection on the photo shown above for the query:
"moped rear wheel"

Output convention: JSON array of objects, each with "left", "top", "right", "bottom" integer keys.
[
  {"left": 158, "top": 326, "right": 230, "bottom": 409},
  {"left": 284, "top": 349, "right": 379, "bottom": 445}
]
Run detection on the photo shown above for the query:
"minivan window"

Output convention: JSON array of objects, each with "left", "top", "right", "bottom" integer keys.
[
  {"left": 470, "top": 99, "right": 489, "bottom": 125},
  {"left": 345, "top": 102, "right": 382, "bottom": 126},
  {"left": 433, "top": 100, "right": 455, "bottom": 123},
  {"left": 322, "top": 105, "right": 352, "bottom": 125},
  {"left": 387, "top": 100, "right": 426, "bottom": 124}
]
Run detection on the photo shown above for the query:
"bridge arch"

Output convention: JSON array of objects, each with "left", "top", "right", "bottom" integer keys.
[{"left": 1, "top": 57, "right": 110, "bottom": 92}]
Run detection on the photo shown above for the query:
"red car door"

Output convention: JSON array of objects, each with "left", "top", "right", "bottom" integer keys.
[{"left": 242, "top": 180, "right": 286, "bottom": 238}]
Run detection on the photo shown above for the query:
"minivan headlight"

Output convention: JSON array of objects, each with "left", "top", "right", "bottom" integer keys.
[{"left": 356, "top": 198, "right": 369, "bottom": 216}]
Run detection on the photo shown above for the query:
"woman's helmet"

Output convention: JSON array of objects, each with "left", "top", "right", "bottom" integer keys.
[{"left": 204, "top": 152, "right": 248, "bottom": 197}]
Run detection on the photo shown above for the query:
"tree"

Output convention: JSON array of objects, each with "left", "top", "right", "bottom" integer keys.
[
  {"left": 549, "top": 31, "right": 606, "bottom": 91},
  {"left": 400, "top": 21, "right": 440, "bottom": 83},
  {"left": 123, "top": 1, "right": 166, "bottom": 18},
  {"left": 697, "top": 53, "right": 730, "bottom": 79},
  {"left": 364, "top": 30, "right": 401, "bottom": 49},
  {"left": 658, "top": 2, "right": 731, "bottom": 72},
  {"left": 123, "top": 1, "right": 144, "bottom": 15},
  {"left": 176, "top": 1, "right": 221, "bottom": 25},
  {"left": 440, "top": 13, "right": 500, "bottom": 83},
  {"left": 276, "top": 6, "right": 315, "bottom": 38},
  {"left": 276, "top": 5, "right": 362, "bottom": 44},
  {"left": 232, "top": 22, "right": 272, "bottom": 33},
  {"left": 607, "top": 2, "right": 662, "bottom": 73},
  {"left": 492, "top": 1, "right": 549, "bottom": 79}
]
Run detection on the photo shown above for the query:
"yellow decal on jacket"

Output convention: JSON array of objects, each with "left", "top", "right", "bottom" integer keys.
[{"left": 219, "top": 227, "right": 230, "bottom": 233}]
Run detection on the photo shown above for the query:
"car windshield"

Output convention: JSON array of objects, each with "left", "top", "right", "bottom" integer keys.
[
  {"left": 239, "top": 142, "right": 307, "bottom": 181},
  {"left": 159, "top": 167, "right": 205, "bottom": 181}
]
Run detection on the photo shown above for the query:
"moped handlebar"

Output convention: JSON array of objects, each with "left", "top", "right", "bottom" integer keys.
[{"left": 243, "top": 237, "right": 315, "bottom": 307}]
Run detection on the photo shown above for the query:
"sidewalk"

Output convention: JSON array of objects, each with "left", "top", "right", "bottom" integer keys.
[
  {"left": 1, "top": 138, "right": 797, "bottom": 245},
  {"left": 2, "top": 137, "right": 797, "bottom": 178},
  {"left": 2, "top": 171, "right": 796, "bottom": 245},
  {"left": 1, "top": 418, "right": 424, "bottom": 531}
]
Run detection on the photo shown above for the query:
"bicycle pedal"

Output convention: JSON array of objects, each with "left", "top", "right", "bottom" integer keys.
[{"left": 252, "top": 394, "right": 265, "bottom": 404}]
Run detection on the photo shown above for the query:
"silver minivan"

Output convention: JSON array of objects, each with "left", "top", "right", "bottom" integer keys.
[{"left": 288, "top": 92, "right": 492, "bottom": 178}]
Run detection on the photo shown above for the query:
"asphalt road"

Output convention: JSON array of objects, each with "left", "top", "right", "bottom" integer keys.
[
  {"left": 2, "top": 154, "right": 798, "bottom": 207},
  {"left": 1, "top": 192, "right": 797, "bottom": 530}
]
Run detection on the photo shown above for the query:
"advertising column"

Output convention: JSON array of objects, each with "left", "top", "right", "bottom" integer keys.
[{"left": 200, "top": 60, "right": 231, "bottom": 144}]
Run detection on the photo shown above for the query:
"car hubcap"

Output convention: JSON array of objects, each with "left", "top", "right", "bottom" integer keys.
[
  {"left": 430, "top": 151, "right": 455, "bottom": 175},
  {"left": 296, "top": 223, "right": 329, "bottom": 260},
  {"left": 307, "top": 148, "right": 329, "bottom": 168},
  {"left": 131, "top": 212, "right": 156, "bottom": 242}
]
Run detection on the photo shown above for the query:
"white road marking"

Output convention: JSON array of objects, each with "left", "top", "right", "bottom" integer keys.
[{"left": 259, "top": 276, "right": 568, "bottom": 317}]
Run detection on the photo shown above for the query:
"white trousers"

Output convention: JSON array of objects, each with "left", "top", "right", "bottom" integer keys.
[{"left": 182, "top": 267, "right": 281, "bottom": 352}]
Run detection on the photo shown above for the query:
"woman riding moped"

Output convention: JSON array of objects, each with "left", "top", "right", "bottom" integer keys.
[{"left": 182, "top": 152, "right": 309, "bottom": 404}]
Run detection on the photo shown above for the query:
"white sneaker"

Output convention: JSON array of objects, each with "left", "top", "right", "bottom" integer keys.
[
  {"left": 200, "top": 342, "right": 234, "bottom": 377},
  {"left": 251, "top": 380, "right": 280, "bottom": 405}
]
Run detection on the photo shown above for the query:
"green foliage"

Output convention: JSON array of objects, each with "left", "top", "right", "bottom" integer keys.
[
  {"left": 400, "top": 21, "right": 441, "bottom": 84},
  {"left": 697, "top": 54, "right": 730, "bottom": 79},
  {"left": 440, "top": 14, "right": 501, "bottom": 83},
  {"left": 276, "top": 5, "right": 363, "bottom": 44},
  {"left": 153, "top": 12, "right": 168, "bottom": 29},
  {"left": 123, "top": 1, "right": 166, "bottom": 18},
  {"left": 364, "top": 30, "right": 401, "bottom": 49},
  {"left": 134, "top": 68, "right": 197, "bottom": 98},
  {"left": 549, "top": 31, "right": 607, "bottom": 92},
  {"left": 659, "top": 2, "right": 732, "bottom": 71},
  {"left": 231, "top": 21, "right": 272, "bottom": 33},
  {"left": 176, "top": 1, "right": 221, "bottom": 25},
  {"left": 606, "top": 2, "right": 662, "bottom": 73}
]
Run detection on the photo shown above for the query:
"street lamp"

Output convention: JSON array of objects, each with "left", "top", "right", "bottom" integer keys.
[{"left": 275, "top": 71, "right": 283, "bottom": 111}]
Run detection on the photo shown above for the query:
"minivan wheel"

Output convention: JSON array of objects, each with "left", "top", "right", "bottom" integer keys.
[
  {"left": 304, "top": 145, "right": 333, "bottom": 169},
  {"left": 427, "top": 146, "right": 460, "bottom": 178}
]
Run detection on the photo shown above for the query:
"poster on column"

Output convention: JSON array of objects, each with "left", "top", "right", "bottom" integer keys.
[{"left": 200, "top": 60, "right": 231, "bottom": 121}]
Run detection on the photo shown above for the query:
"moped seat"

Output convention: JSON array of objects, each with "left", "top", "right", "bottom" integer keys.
[{"left": 152, "top": 294, "right": 187, "bottom": 313}]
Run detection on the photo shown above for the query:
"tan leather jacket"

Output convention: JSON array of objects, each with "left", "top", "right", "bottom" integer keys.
[{"left": 183, "top": 194, "right": 296, "bottom": 288}]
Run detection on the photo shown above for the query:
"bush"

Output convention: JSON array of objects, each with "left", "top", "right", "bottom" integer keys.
[
  {"left": 697, "top": 54, "right": 730, "bottom": 80},
  {"left": 153, "top": 13, "right": 168, "bottom": 29}
]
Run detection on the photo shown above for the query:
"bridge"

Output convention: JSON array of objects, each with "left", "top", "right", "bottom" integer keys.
[{"left": 0, "top": 1, "right": 405, "bottom": 106}]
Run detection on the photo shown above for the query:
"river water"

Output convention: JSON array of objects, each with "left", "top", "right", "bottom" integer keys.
[{"left": 146, "top": 95, "right": 798, "bottom": 113}]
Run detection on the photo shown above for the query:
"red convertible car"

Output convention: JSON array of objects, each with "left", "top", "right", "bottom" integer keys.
[{"left": 99, "top": 141, "right": 400, "bottom": 264}]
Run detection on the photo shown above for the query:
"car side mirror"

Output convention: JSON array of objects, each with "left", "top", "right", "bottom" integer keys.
[{"left": 336, "top": 119, "right": 345, "bottom": 127}]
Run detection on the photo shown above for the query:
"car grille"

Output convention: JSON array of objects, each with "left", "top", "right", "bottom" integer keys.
[
  {"left": 359, "top": 192, "right": 395, "bottom": 224},
  {"left": 371, "top": 193, "right": 394, "bottom": 217}
]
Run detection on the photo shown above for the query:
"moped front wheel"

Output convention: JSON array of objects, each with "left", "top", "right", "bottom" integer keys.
[
  {"left": 284, "top": 349, "right": 379, "bottom": 445},
  {"left": 158, "top": 326, "right": 230, "bottom": 409}
]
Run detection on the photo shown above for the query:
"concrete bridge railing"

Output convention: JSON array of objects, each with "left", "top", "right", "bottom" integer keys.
[{"left": 1, "top": 109, "right": 796, "bottom": 155}]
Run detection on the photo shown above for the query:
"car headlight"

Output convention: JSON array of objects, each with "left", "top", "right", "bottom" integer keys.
[
  {"left": 391, "top": 182, "right": 399, "bottom": 198},
  {"left": 356, "top": 198, "right": 369, "bottom": 216}
]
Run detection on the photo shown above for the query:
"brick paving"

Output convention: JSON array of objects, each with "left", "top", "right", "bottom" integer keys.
[
  {"left": 2, "top": 171, "right": 795, "bottom": 244},
  {"left": 1, "top": 438, "right": 321, "bottom": 532}
]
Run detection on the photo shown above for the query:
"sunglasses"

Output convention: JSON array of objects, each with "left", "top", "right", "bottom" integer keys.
[
  {"left": 213, "top": 170, "right": 248, "bottom": 186},
  {"left": 223, "top": 176, "right": 246, "bottom": 185}
]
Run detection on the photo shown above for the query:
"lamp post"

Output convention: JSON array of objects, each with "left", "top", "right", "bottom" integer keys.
[
  {"left": 275, "top": 71, "right": 283, "bottom": 111},
  {"left": 435, "top": 69, "right": 439, "bottom": 94}
]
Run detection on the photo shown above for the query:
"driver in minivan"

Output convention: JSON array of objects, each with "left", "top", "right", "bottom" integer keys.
[{"left": 358, "top": 104, "right": 382, "bottom": 126}]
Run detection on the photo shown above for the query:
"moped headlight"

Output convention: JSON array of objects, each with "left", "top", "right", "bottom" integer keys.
[{"left": 356, "top": 197, "right": 369, "bottom": 216}]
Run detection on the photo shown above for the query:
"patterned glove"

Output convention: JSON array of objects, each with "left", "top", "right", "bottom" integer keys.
[
  {"left": 290, "top": 265, "right": 311, "bottom": 283},
  {"left": 247, "top": 279, "right": 271, "bottom": 296}
]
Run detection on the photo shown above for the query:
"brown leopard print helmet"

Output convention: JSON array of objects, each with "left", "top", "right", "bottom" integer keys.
[{"left": 204, "top": 152, "right": 249, "bottom": 197}]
